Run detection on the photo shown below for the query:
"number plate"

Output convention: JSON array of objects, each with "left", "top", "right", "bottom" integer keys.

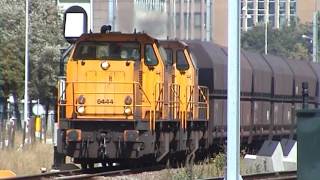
[{"left": 97, "top": 99, "right": 114, "bottom": 104}]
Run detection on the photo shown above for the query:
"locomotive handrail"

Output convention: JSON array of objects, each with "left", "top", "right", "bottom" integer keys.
[
  {"left": 186, "top": 85, "right": 195, "bottom": 120},
  {"left": 62, "top": 81, "right": 152, "bottom": 105},
  {"left": 154, "top": 82, "right": 164, "bottom": 112},
  {"left": 59, "top": 103, "right": 152, "bottom": 108},
  {"left": 154, "top": 82, "right": 165, "bottom": 130},
  {"left": 185, "top": 85, "right": 209, "bottom": 121},
  {"left": 198, "top": 85, "right": 210, "bottom": 120},
  {"left": 169, "top": 83, "right": 181, "bottom": 121},
  {"left": 58, "top": 81, "right": 155, "bottom": 128},
  {"left": 74, "top": 92, "right": 134, "bottom": 94}
]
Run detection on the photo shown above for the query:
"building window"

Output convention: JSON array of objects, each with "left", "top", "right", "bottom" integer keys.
[
  {"left": 269, "top": 15, "right": 275, "bottom": 26},
  {"left": 184, "top": 12, "right": 191, "bottom": 30},
  {"left": 279, "top": 15, "right": 286, "bottom": 27},
  {"left": 247, "top": 1, "right": 254, "bottom": 9},
  {"left": 290, "top": 1, "right": 296, "bottom": 15},
  {"left": 194, "top": 13, "right": 201, "bottom": 28},
  {"left": 241, "top": 0, "right": 255, "bottom": 29},
  {"left": 269, "top": 1, "right": 275, "bottom": 14},
  {"left": 176, "top": 13, "right": 180, "bottom": 28},
  {"left": 279, "top": 1, "right": 286, "bottom": 14},
  {"left": 258, "top": 15, "right": 264, "bottom": 23},
  {"left": 248, "top": 17, "right": 254, "bottom": 27},
  {"left": 258, "top": 1, "right": 264, "bottom": 10}
]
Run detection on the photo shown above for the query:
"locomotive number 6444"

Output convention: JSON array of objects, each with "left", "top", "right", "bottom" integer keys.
[{"left": 97, "top": 99, "right": 114, "bottom": 104}]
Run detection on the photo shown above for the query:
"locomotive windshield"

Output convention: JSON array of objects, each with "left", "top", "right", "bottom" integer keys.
[
  {"left": 176, "top": 50, "right": 189, "bottom": 71},
  {"left": 73, "top": 41, "right": 141, "bottom": 61}
]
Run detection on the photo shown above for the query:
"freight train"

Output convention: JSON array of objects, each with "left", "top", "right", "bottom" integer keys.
[{"left": 54, "top": 27, "right": 318, "bottom": 169}]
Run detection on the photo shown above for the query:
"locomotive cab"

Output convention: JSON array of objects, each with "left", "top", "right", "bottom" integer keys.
[
  {"left": 61, "top": 32, "right": 165, "bottom": 123},
  {"left": 160, "top": 41, "right": 209, "bottom": 126},
  {"left": 56, "top": 32, "right": 167, "bottom": 166}
]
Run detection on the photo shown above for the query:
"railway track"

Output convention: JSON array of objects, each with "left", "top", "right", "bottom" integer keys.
[
  {"left": 205, "top": 171, "right": 297, "bottom": 180},
  {"left": 7, "top": 165, "right": 296, "bottom": 180},
  {"left": 6, "top": 165, "right": 165, "bottom": 180}
]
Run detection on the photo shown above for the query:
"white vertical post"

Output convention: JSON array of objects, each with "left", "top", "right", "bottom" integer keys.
[
  {"left": 173, "top": 0, "right": 176, "bottom": 38},
  {"left": 227, "top": 0, "right": 241, "bottom": 179},
  {"left": 190, "top": 0, "right": 194, "bottom": 40},
  {"left": 113, "top": 0, "right": 117, "bottom": 30},
  {"left": 180, "top": 0, "right": 184, "bottom": 39},
  {"left": 264, "top": 0, "right": 269, "bottom": 55},
  {"left": 265, "top": 21, "right": 268, "bottom": 54},
  {"left": 186, "top": 0, "right": 190, "bottom": 39},
  {"left": 90, "top": 0, "right": 93, "bottom": 32},
  {"left": 313, "top": 12, "right": 318, "bottom": 63},
  {"left": 109, "top": 0, "right": 114, "bottom": 28},
  {"left": 201, "top": 0, "right": 205, "bottom": 41},
  {"left": 205, "top": 0, "right": 211, "bottom": 41},
  {"left": 24, "top": 0, "right": 29, "bottom": 124}
]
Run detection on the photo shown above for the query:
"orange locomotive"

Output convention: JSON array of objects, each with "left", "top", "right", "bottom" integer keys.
[{"left": 55, "top": 29, "right": 209, "bottom": 168}]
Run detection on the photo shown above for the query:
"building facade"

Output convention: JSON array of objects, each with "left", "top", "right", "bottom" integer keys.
[
  {"left": 58, "top": 0, "right": 316, "bottom": 46},
  {"left": 58, "top": 0, "right": 213, "bottom": 40},
  {"left": 297, "top": 0, "right": 320, "bottom": 23}
]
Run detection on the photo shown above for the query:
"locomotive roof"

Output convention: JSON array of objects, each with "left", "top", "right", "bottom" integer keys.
[
  {"left": 159, "top": 40, "right": 188, "bottom": 49},
  {"left": 77, "top": 32, "right": 158, "bottom": 43}
]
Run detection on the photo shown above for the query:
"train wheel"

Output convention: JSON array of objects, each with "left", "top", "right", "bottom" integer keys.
[
  {"left": 81, "top": 163, "right": 87, "bottom": 169},
  {"left": 89, "top": 163, "right": 94, "bottom": 169}
]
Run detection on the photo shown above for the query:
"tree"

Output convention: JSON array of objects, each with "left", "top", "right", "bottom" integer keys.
[
  {"left": 0, "top": 0, "right": 25, "bottom": 123},
  {"left": 0, "top": 0, "right": 64, "bottom": 127},
  {"left": 241, "top": 22, "right": 311, "bottom": 60}
]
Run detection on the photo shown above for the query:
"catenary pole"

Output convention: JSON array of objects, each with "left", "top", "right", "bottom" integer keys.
[
  {"left": 227, "top": 0, "right": 241, "bottom": 179},
  {"left": 24, "top": 0, "right": 29, "bottom": 124},
  {"left": 313, "top": 12, "right": 317, "bottom": 62}
]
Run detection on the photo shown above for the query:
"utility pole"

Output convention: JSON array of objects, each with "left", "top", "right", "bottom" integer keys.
[
  {"left": 227, "top": 0, "right": 241, "bottom": 179},
  {"left": 313, "top": 12, "right": 318, "bottom": 62},
  {"left": 265, "top": 21, "right": 268, "bottom": 55},
  {"left": 24, "top": 0, "right": 29, "bottom": 124}
]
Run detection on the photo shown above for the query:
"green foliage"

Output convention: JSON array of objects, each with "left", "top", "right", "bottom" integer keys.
[
  {"left": 0, "top": 0, "right": 63, "bottom": 105},
  {"left": 241, "top": 23, "right": 311, "bottom": 60},
  {"left": 163, "top": 153, "right": 226, "bottom": 180}
]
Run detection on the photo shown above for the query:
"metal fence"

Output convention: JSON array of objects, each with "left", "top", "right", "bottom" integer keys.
[{"left": 0, "top": 112, "right": 56, "bottom": 149}]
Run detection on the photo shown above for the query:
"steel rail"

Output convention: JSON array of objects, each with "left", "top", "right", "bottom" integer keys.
[
  {"left": 6, "top": 169, "right": 84, "bottom": 180},
  {"left": 202, "top": 170, "right": 297, "bottom": 180},
  {"left": 7, "top": 165, "right": 165, "bottom": 180}
]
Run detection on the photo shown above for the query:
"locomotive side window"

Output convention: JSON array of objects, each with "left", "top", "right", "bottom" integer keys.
[
  {"left": 176, "top": 50, "right": 189, "bottom": 71},
  {"left": 73, "top": 42, "right": 140, "bottom": 61},
  {"left": 144, "top": 44, "right": 158, "bottom": 66}
]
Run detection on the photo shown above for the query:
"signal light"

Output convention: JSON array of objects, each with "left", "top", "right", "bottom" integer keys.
[{"left": 63, "top": 6, "right": 88, "bottom": 44}]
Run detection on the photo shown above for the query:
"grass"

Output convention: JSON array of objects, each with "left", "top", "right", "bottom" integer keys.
[
  {"left": 0, "top": 130, "right": 264, "bottom": 178},
  {"left": 0, "top": 131, "right": 53, "bottom": 176},
  {"left": 164, "top": 153, "right": 227, "bottom": 180}
]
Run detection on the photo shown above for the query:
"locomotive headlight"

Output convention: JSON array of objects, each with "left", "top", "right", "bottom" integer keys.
[
  {"left": 101, "top": 61, "right": 110, "bottom": 70},
  {"left": 77, "top": 95, "right": 86, "bottom": 104},
  {"left": 124, "top": 107, "right": 132, "bottom": 115},
  {"left": 124, "top": 96, "right": 132, "bottom": 105},
  {"left": 77, "top": 105, "right": 85, "bottom": 114}
]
